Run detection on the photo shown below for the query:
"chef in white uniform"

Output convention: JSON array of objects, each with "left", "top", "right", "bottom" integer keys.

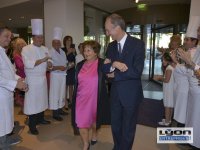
[
  {"left": 49, "top": 27, "right": 68, "bottom": 121},
  {"left": 22, "top": 19, "right": 52, "bottom": 135},
  {"left": 176, "top": 16, "right": 200, "bottom": 149},
  {"left": 0, "top": 26, "right": 27, "bottom": 149}
]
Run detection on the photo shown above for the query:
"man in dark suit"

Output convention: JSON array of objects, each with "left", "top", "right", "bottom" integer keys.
[{"left": 103, "top": 14, "right": 145, "bottom": 150}]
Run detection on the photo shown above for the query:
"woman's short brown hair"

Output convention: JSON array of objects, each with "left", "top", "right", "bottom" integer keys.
[{"left": 83, "top": 40, "right": 101, "bottom": 55}]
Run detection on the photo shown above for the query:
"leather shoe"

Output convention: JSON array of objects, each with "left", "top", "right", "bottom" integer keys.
[
  {"left": 53, "top": 116, "right": 63, "bottom": 121},
  {"left": 91, "top": 140, "right": 97, "bottom": 145},
  {"left": 30, "top": 129, "right": 39, "bottom": 135},
  {"left": 59, "top": 110, "right": 68, "bottom": 116},
  {"left": 38, "top": 120, "right": 51, "bottom": 125}
]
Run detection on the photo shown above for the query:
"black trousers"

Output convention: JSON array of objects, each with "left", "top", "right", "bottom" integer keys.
[
  {"left": 53, "top": 109, "right": 59, "bottom": 117},
  {"left": 0, "top": 135, "right": 9, "bottom": 150},
  {"left": 28, "top": 111, "right": 45, "bottom": 130}
]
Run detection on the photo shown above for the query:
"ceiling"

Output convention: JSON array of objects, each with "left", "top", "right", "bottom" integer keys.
[
  {"left": 85, "top": 0, "right": 190, "bottom": 12},
  {"left": 0, "top": 0, "right": 190, "bottom": 28}
]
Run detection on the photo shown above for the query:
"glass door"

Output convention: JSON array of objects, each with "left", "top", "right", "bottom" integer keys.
[{"left": 149, "top": 25, "right": 174, "bottom": 82}]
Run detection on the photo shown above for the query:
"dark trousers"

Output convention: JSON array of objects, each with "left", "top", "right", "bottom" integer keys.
[
  {"left": 28, "top": 111, "right": 45, "bottom": 130},
  {"left": 0, "top": 135, "right": 9, "bottom": 150},
  {"left": 111, "top": 91, "right": 140, "bottom": 150},
  {"left": 53, "top": 109, "right": 59, "bottom": 117}
]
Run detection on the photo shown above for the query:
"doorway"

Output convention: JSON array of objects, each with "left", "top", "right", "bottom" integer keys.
[{"left": 148, "top": 24, "right": 174, "bottom": 83}]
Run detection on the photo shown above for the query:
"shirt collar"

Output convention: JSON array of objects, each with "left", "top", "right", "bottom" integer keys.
[
  {"left": 118, "top": 33, "right": 127, "bottom": 49},
  {"left": 0, "top": 46, "right": 6, "bottom": 52}
]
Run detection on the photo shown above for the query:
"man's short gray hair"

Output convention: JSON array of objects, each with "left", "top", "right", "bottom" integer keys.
[{"left": 106, "top": 13, "right": 126, "bottom": 31}]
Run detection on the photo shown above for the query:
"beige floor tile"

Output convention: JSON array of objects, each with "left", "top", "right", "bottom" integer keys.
[{"left": 11, "top": 106, "right": 189, "bottom": 150}]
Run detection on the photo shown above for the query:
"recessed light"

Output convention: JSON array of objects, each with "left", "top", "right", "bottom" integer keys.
[
  {"left": 8, "top": 18, "right": 12, "bottom": 21},
  {"left": 20, "top": 16, "right": 25, "bottom": 19}
]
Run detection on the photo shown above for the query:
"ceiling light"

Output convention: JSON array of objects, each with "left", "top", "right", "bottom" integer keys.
[
  {"left": 137, "top": 4, "right": 147, "bottom": 11},
  {"left": 8, "top": 18, "right": 12, "bottom": 21},
  {"left": 20, "top": 16, "right": 25, "bottom": 19},
  {"left": 135, "top": 0, "right": 139, "bottom": 3}
]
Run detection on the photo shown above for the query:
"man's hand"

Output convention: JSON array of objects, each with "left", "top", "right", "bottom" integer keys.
[
  {"left": 44, "top": 52, "right": 52, "bottom": 62},
  {"left": 59, "top": 66, "right": 67, "bottom": 71},
  {"left": 112, "top": 61, "right": 128, "bottom": 72},
  {"left": 47, "top": 61, "right": 53, "bottom": 70},
  {"left": 43, "top": 56, "right": 52, "bottom": 62},
  {"left": 16, "top": 78, "right": 28, "bottom": 92},
  {"left": 177, "top": 48, "right": 192, "bottom": 65},
  {"left": 194, "top": 69, "right": 200, "bottom": 79}
]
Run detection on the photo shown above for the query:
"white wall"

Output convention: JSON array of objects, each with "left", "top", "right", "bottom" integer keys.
[
  {"left": 190, "top": 0, "right": 200, "bottom": 17},
  {"left": 44, "top": 0, "right": 84, "bottom": 49}
]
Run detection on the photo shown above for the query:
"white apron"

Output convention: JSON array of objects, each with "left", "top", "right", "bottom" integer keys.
[
  {"left": 49, "top": 48, "right": 67, "bottom": 110},
  {"left": 22, "top": 44, "right": 49, "bottom": 115},
  {"left": 173, "top": 65, "right": 189, "bottom": 124},
  {"left": 49, "top": 72, "right": 66, "bottom": 109},
  {"left": 185, "top": 48, "right": 200, "bottom": 148},
  {"left": 0, "top": 46, "right": 18, "bottom": 136}
]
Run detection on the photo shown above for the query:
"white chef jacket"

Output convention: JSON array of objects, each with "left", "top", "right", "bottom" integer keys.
[
  {"left": 49, "top": 48, "right": 67, "bottom": 110},
  {"left": 22, "top": 44, "right": 49, "bottom": 115}
]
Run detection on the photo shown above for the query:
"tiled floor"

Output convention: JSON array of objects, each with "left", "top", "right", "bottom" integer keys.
[
  {"left": 12, "top": 106, "right": 189, "bottom": 150},
  {"left": 9, "top": 59, "right": 192, "bottom": 150},
  {"left": 10, "top": 79, "right": 192, "bottom": 150}
]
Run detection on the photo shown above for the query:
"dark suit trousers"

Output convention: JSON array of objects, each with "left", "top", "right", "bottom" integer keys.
[{"left": 111, "top": 87, "right": 140, "bottom": 150}]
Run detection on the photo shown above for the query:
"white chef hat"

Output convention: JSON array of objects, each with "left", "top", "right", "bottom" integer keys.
[
  {"left": 31, "top": 19, "right": 43, "bottom": 35},
  {"left": 53, "top": 27, "right": 63, "bottom": 41},
  {"left": 186, "top": 16, "right": 200, "bottom": 39}
]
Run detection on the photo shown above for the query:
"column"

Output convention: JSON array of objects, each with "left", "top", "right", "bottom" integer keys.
[
  {"left": 44, "top": 0, "right": 84, "bottom": 49},
  {"left": 189, "top": 0, "right": 200, "bottom": 17}
]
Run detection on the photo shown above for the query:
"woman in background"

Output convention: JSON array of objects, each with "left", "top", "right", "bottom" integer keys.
[
  {"left": 12, "top": 38, "right": 27, "bottom": 114},
  {"left": 62, "top": 35, "right": 76, "bottom": 109}
]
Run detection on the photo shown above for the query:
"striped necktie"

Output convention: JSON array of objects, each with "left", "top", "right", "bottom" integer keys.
[{"left": 118, "top": 42, "right": 122, "bottom": 54}]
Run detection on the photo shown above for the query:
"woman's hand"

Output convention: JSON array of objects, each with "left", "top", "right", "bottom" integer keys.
[
  {"left": 67, "top": 62, "right": 75, "bottom": 70},
  {"left": 107, "top": 72, "right": 115, "bottom": 78},
  {"left": 169, "top": 50, "right": 178, "bottom": 64},
  {"left": 59, "top": 66, "right": 67, "bottom": 71},
  {"left": 104, "top": 58, "right": 111, "bottom": 64}
]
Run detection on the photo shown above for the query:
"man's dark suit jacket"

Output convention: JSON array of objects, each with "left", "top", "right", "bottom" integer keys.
[{"left": 103, "top": 35, "right": 145, "bottom": 106}]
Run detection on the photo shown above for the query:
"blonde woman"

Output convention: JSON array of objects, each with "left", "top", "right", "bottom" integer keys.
[{"left": 12, "top": 38, "right": 27, "bottom": 114}]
